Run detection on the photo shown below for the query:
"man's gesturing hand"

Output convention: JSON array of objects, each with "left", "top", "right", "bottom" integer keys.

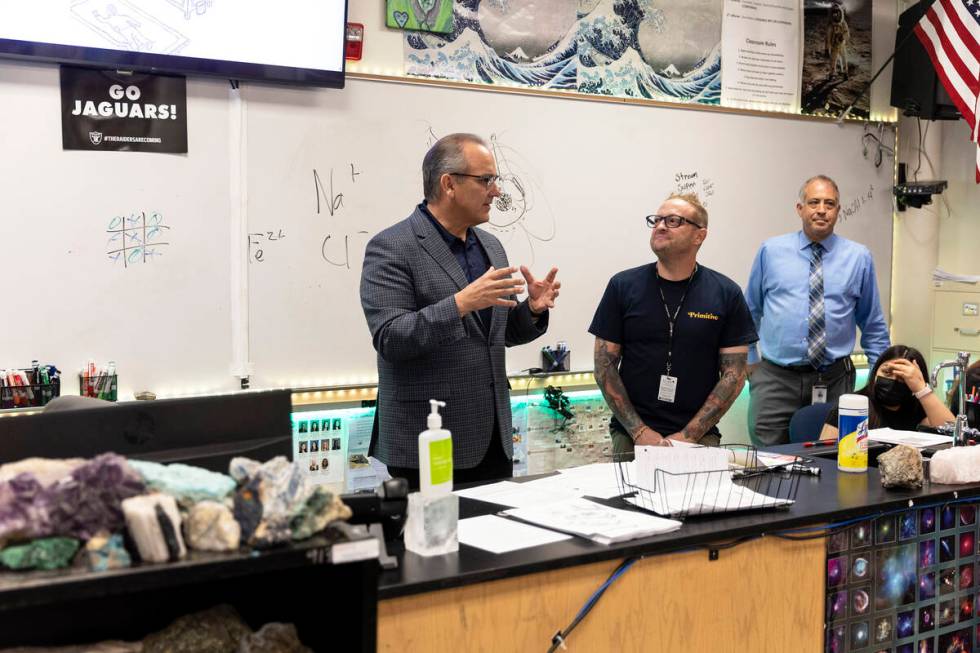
[{"left": 455, "top": 266, "right": 525, "bottom": 317}]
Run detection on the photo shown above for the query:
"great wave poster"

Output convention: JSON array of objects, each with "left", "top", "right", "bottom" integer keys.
[{"left": 404, "top": 0, "right": 723, "bottom": 104}]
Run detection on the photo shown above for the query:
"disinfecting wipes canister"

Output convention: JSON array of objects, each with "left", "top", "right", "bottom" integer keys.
[{"left": 838, "top": 393, "right": 869, "bottom": 473}]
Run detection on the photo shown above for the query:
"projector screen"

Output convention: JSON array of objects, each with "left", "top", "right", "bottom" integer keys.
[{"left": 0, "top": 0, "right": 348, "bottom": 88}]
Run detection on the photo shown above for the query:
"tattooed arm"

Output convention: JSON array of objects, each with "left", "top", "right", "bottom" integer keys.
[
  {"left": 594, "top": 337, "right": 668, "bottom": 446},
  {"left": 668, "top": 346, "right": 749, "bottom": 443}
]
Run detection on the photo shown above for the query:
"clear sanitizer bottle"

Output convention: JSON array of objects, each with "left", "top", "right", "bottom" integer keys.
[{"left": 419, "top": 399, "right": 453, "bottom": 496}]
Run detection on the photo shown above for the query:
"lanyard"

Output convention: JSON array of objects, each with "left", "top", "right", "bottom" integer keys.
[{"left": 655, "top": 263, "right": 698, "bottom": 376}]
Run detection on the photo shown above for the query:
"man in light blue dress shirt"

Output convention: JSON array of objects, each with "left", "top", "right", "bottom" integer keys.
[{"left": 744, "top": 175, "right": 890, "bottom": 445}]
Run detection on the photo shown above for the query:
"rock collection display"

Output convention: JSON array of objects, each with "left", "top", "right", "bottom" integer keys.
[
  {"left": 0, "top": 454, "right": 350, "bottom": 567},
  {"left": 0, "top": 453, "right": 349, "bottom": 651}
]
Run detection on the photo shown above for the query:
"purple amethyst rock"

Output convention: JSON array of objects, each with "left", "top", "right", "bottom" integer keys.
[
  {"left": 0, "top": 453, "right": 145, "bottom": 545},
  {"left": 46, "top": 453, "right": 147, "bottom": 540}
]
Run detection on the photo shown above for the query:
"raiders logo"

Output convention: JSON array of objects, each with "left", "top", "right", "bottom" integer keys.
[{"left": 89, "top": 131, "right": 103, "bottom": 145}]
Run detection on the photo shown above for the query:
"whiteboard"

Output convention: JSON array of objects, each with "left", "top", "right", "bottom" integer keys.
[
  {"left": 244, "top": 77, "right": 894, "bottom": 388},
  {"left": 0, "top": 61, "right": 237, "bottom": 398}
]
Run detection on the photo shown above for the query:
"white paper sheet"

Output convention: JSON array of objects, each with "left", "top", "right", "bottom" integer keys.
[
  {"left": 869, "top": 428, "right": 953, "bottom": 449},
  {"left": 454, "top": 481, "right": 571, "bottom": 508},
  {"left": 504, "top": 497, "right": 683, "bottom": 545},
  {"left": 458, "top": 515, "right": 572, "bottom": 554}
]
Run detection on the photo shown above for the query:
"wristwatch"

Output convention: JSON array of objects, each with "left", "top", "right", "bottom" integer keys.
[{"left": 913, "top": 385, "right": 933, "bottom": 399}]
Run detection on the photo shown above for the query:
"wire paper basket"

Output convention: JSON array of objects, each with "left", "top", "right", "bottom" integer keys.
[{"left": 614, "top": 445, "right": 803, "bottom": 518}]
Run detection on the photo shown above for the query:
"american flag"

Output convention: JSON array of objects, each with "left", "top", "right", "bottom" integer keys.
[{"left": 914, "top": 0, "right": 980, "bottom": 181}]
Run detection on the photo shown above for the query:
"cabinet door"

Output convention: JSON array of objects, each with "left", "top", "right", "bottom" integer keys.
[{"left": 933, "top": 291, "right": 980, "bottom": 350}]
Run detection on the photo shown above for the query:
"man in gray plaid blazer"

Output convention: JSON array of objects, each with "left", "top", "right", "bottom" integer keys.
[{"left": 360, "top": 133, "right": 560, "bottom": 487}]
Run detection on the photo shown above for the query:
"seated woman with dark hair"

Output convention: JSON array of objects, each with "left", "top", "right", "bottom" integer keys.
[{"left": 819, "top": 345, "right": 955, "bottom": 441}]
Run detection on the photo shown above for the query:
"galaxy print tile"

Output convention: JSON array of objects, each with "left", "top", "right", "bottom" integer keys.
[
  {"left": 828, "top": 555, "right": 847, "bottom": 587},
  {"left": 941, "top": 505, "right": 957, "bottom": 531},
  {"left": 962, "top": 506, "right": 977, "bottom": 527},
  {"left": 873, "top": 615, "right": 893, "bottom": 644},
  {"left": 852, "top": 586, "right": 871, "bottom": 616},
  {"left": 937, "top": 627, "right": 971, "bottom": 653},
  {"left": 828, "top": 590, "right": 848, "bottom": 622},
  {"left": 962, "top": 532, "right": 976, "bottom": 558},
  {"left": 942, "top": 536, "right": 957, "bottom": 563},
  {"left": 961, "top": 595, "right": 974, "bottom": 623},
  {"left": 941, "top": 566, "right": 958, "bottom": 595},
  {"left": 919, "top": 571, "right": 937, "bottom": 601},
  {"left": 962, "top": 563, "right": 976, "bottom": 591},
  {"left": 900, "top": 511, "right": 918, "bottom": 541},
  {"left": 920, "top": 604, "right": 936, "bottom": 632},
  {"left": 920, "top": 508, "right": 937, "bottom": 534},
  {"left": 940, "top": 599, "right": 957, "bottom": 627},
  {"left": 852, "top": 554, "right": 872, "bottom": 583},
  {"left": 878, "top": 516, "right": 898, "bottom": 545},
  {"left": 896, "top": 610, "right": 915, "bottom": 638},
  {"left": 852, "top": 521, "right": 873, "bottom": 548},
  {"left": 851, "top": 621, "right": 870, "bottom": 649},
  {"left": 829, "top": 529, "right": 849, "bottom": 554},
  {"left": 875, "top": 545, "right": 917, "bottom": 610}
]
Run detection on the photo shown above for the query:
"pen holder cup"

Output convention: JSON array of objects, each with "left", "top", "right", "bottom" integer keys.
[
  {"left": 967, "top": 400, "right": 980, "bottom": 429},
  {"left": 0, "top": 377, "right": 61, "bottom": 410},
  {"left": 79, "top": 374, "right": 118, "bottom": 402},
  {"left": 541, "top": 346, "right": 571, "bottom": 373}
]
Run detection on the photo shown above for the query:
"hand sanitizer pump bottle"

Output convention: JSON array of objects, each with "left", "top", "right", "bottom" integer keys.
[
  {"left": 404, "top": 399, "right": 459, "bottom": 556},
  {"left": 418, "top": 399, "right": 453, "bottom": 496}
]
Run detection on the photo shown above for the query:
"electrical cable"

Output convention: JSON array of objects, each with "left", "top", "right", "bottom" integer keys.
[
  {"left": 547, "top": 557, "right": 638, "bottom": 653},
  {"left": 914, "top": 116, "right": 924, "bottom": 180}
]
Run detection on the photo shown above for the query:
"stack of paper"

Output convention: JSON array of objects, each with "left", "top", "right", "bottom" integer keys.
[
  {"left": 869, "top": 428, "right": 953, "bottom": 448},
  {"left": 933, "top": 268, "right": 980, "bottom": 284},
  {"left": 504, "top": 497, "right": 682, "bottom": 545}
]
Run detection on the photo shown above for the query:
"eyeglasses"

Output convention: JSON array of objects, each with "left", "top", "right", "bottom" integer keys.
[
  {"left": 645, "top": 214, "right": 704, "bottom": 229},
  {"left": 450, "top": 173, "right": 501, "bottom": 188}
]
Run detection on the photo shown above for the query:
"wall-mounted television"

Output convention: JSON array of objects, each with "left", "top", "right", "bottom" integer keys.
[{"left": 0, "top": 1, "right": 348, "bottom": 88}]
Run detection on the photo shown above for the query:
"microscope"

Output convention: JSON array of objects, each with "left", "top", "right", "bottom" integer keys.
[{"left": 931, "top": 351, "right": 980, "bottom": 446}]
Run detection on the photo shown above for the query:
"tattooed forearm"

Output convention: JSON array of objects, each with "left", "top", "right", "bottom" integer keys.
[
  {"left": 594, "top": 338, "right": 647, "bottom": 438},
  {"left": 681, "top": 350, "right": 748, "bottom": 442}
]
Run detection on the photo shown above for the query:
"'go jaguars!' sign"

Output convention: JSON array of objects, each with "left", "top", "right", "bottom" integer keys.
[{"left": 60, "top": 66, "right": 187, "bottom": 153}]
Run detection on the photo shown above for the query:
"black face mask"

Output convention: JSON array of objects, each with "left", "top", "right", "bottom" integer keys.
[{"left": 874, "top": 377, "right": 912, "bottom": 405}]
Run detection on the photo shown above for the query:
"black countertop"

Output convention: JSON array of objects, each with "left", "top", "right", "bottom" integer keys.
[{"left": 379, "top": 444, "right": 980, "bottom": 600}]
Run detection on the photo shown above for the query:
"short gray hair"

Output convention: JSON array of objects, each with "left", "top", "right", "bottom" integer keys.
[
  {"left": 422, "top": 133, "right": 489, "bottom": 202},
  {"left": 798, "top": 175, "right": 840, "bottom": 203}
]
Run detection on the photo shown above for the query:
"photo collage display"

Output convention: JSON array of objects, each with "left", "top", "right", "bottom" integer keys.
[
  {"left": 826, "top": 503, "right": 980, "bottom": 652},
  {"left": 293, "top": 414, "right": 347, "bottom": 486}
]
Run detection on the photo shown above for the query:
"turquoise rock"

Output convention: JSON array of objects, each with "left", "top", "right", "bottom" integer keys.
[
  {"left": 129, "top": 460, "right": 236, "bottom": 506},
  {"left": 84, "top": 531, "right": 132, "bottom": 572}
]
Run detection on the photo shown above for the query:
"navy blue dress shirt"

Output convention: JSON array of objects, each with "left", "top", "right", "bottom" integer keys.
[{"left": 420, "top": 203, "right": 493, "bottom": 333}]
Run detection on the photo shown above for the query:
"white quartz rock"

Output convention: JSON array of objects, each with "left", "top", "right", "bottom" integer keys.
[
  {"left": 930, "top": 447, "right": 980, "bottom": 484},
  {"left": 122, "top": 493, "right": 187, "bottom": 563},
  {"left": 184, "top": 500, "right": 241, "bottom": 552}
]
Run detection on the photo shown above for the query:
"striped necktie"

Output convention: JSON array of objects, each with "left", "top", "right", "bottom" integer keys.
[{"left": 806, "top": 242, "right": 827, "bottom": 369}]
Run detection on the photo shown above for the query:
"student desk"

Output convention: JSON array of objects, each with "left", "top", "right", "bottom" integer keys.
[{"left": 377, "top": 446, "right": 980, "bottom": 652}]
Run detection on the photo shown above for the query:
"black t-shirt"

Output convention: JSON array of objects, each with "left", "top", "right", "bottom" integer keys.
[
  {"left": 588, "top": 263, "right": 758, "bottom": 437},
  {"left": 825, "top": 388, "right": 926, "bottom": 431}
]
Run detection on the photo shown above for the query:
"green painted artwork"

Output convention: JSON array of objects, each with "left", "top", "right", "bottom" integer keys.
[{"left": 386, "top": 0, "right": 454, "bottom": 34}]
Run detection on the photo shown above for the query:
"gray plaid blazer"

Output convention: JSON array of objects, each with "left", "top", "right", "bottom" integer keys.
[{"left": 360, "top": 207, "right": 548, "bottom": 469}]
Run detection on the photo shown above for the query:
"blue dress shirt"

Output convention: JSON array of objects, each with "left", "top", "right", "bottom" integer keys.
[
  {"left": 744, "top": 231, "right": 890, "bottom": 368},
  {"left": 419, "top": 202, "right": 493, "bottom": 333}
]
